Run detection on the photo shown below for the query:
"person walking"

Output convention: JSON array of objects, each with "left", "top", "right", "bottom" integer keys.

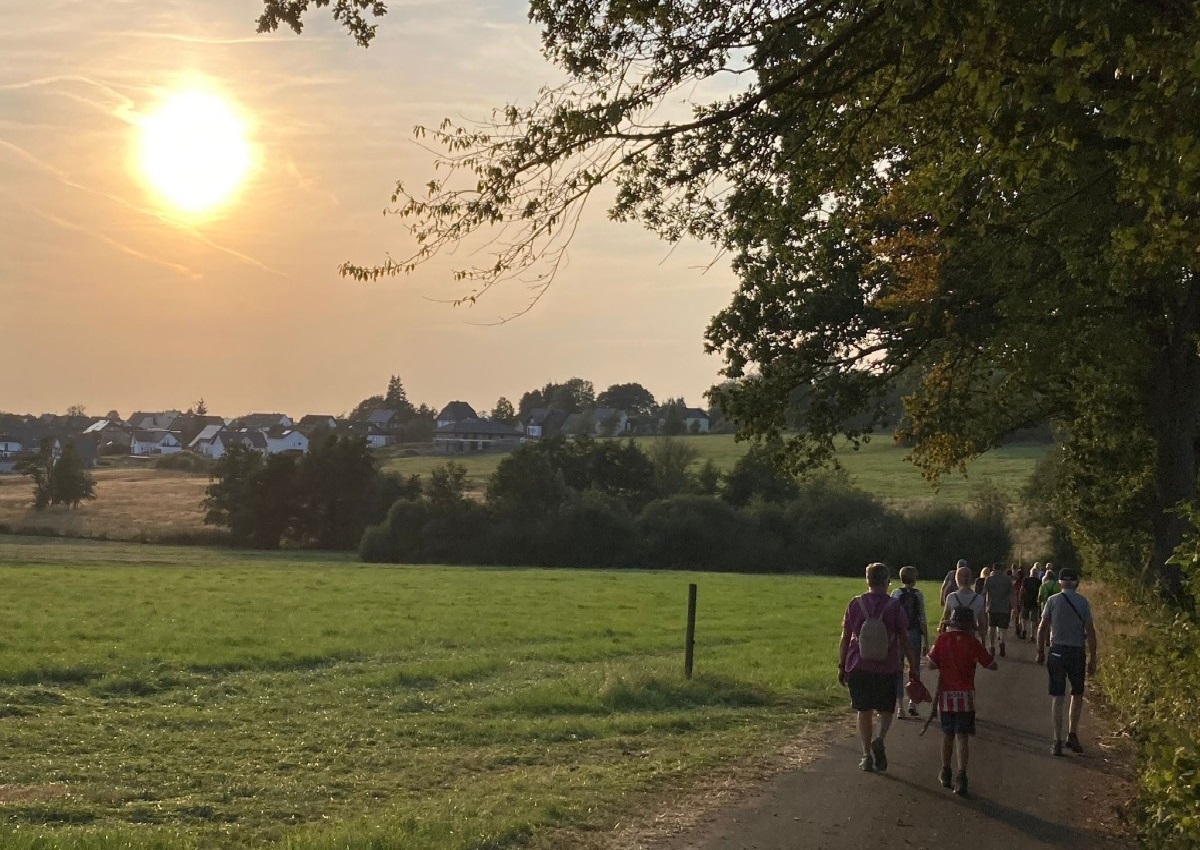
[
  {"left": 1020, "top": 566, "right": 1042, "bottom": 640},
  {"left": 1036, "top": 568, "right": 1098, "bottom": 756},
  {"left": 939, "top": 558, "right": 969, "bottom": 607},
  {"left": 1038, "top": 567, "right": 1061, "bottom": 610},
  {"left": 941, "top": 564, "right": 986, "bottom": 641},
  {"left": 983, "top": 563, "right": 1014, "bottom": 657},
  {"left": 838, "top": 562, "right": 919, "bottom": 772},
  {"left": 891, "top": 565, "right": 929, "bottom": 717},
  {"left": 1011, "top": 567, "right": 1028, "bottom": 638},
  {"left": 927, "top": 607, "right": 998, "bottom": 797}
]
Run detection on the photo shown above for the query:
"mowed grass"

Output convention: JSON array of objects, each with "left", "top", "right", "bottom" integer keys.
[
  {"left": 0, "top": 537, "right": 867, "bottom": 850},
  {"left": 0, "top": 468, "right": 210, "bottom": 539}
]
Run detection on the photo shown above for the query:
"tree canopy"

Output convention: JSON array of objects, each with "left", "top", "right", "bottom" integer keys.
[{"left": 261, "top": 0, "right": 1200, "bottom": 598}]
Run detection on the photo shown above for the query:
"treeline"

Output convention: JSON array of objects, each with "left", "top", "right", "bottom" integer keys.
[
  {"left": 359, "top": 438, "right": 1011, "bottom": 573},
  {"left": 203, "top": 435, "right": 418, "bottom": 549}
]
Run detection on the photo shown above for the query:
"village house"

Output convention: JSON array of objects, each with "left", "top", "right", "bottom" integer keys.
[
  {"left": 434, "top": 418, "right": 523, "bottom": 454},
  {"left": 435, "top": 401, "right": 478, "bottom": 428},
  {"left": 130, "top": 429, "right": 183, "bottom": 455}
]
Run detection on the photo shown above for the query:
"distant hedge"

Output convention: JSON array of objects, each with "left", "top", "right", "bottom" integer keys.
[{"left": 360, "top": 481, "right": 1011, "bottom": 575}]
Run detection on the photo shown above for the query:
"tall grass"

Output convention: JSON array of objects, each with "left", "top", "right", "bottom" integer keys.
[{"left": 0, "top": 538, "right": 873, "bottom": 849}]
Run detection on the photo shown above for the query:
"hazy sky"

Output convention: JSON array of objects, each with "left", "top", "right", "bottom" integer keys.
[{"left": 0, "top": 1, "right": 738, "bottom": 420}]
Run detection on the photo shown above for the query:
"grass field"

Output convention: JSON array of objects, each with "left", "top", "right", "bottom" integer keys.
[{"left": 0, "top": 537, "right": 863, "bottom": 849}]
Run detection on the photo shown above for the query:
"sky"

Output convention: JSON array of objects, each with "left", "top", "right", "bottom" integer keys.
[{"left": 0, "top": 1, "right": 739, "bottom": 420}]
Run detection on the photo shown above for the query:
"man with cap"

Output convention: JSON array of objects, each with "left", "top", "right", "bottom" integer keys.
[{"left": 1036, "top": 568, "right": 1098, "bottom": 755}]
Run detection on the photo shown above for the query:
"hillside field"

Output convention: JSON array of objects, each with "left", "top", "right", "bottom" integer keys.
[
  {"left": 0, "top": 435, "right": 1046, "bottom": 542},
  {"left": 0, "top": 537, "right": 858, "bottom": 850}
]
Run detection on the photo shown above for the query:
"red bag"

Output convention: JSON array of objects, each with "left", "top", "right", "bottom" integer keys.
[{"left": 906, "top": 677, "right": 933, "bottom": 705}]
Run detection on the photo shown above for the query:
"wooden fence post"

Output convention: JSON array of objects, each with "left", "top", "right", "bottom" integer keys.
[{"left": 684, "top": 583, "right": 697, "bottom": 679}]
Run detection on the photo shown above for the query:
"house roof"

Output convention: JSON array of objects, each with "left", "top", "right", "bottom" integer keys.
[
  {"left": 132, "top": 429, "right": 175, "bottom": 444},
  {"left": 366, "top": 409, "right": 398, "bottom": 426},
  {"left": 297, "top": 415, "right": 337, "bottom": 426},
  {"left": 436, "top": 401, "right": 478, "bottom": 422},
  {"left": 436, "top": 418, "right": 523, "bottom": 437},
  {"left": 188, "top": 424, "right": 223, "bottom": 447},
  {"left": 266, "top": 426, "right": 305, "bottom": 440},
  {"left": 683, "top": 408, "right": 710, "bottom": 419},
  {"left": 224, "top": 431, "right": 269, "bottom": 450},
  {"left": 235, "top": 413, "right": 291, "bottom": 429}
]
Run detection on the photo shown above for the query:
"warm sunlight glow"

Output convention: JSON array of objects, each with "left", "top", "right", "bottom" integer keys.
[{"left": 138, "top": 90, "right": 251, "bottom": 214}]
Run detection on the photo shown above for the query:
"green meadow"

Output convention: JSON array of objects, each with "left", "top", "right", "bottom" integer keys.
[{"left": 0, "top": 537, "right": 865, "bottom": 850}]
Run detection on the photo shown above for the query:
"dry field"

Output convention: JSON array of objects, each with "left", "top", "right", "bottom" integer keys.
[{"left": 0, "top": 466, "right": 209, "bottom": 540}]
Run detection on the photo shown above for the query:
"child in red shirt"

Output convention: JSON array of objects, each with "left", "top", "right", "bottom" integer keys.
[{"left": 926, "top": 607, "right": 997, "bottom": 797}]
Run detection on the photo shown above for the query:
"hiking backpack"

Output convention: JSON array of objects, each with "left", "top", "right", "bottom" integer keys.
[
  {"left": 855, "top": 595, "right": 894, "bottom": 662},
  {"left": 898, "top": 587, "right": 921, "bottom": 630}
]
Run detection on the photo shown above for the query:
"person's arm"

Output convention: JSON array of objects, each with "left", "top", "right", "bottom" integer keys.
[
  {"left": 899, "top": 625, "right": 918, "bottom": 679},
  {"left": 1085, "top": 619, "right": 1098, "bottom": 676},
  {"left": 838, "top": 626, "right": 851, "bottom": 686},
  {"left": 1036, "top": 599, "right": 1053, "bottom": 664},
  {"left": 918, "top": 593, "right": 929, "bottom": 650}
]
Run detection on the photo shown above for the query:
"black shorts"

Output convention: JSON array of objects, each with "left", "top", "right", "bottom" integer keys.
[
  {"left": 1047, "top": 645, "right": 1086, "bottom": 696},
  {"left": 847, "top": 670, "right": 898, "bottom": 713},
  {"left": 940, "top": 710, "right": 977, "bottom": 736},
  {"left": 987, "top": 611, "right": 1011, "bottom": 629}
]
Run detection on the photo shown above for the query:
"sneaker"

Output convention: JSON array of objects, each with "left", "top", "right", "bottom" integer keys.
[
  {"left": 871, "top": 737, "right": 888, "bottom": 772},
  {"left": 1051, "top": 740, "right": 1064, "bottom": 757},
  {"left": 1066, "top": 734, "right": 1083, "bottom": 753},
  {"left": 953, "top": 771, "right": 969, "bottom": 797},
  {"left": 860, "top": 754, "right": 875, "bottom": 772},
  {"left": 939, "top": 766, "right": 953, "bottom": 788},
  {"left": 999, "top": 642, "right": 1006, "bottom": 657},
  {"left": 908, "top": 704, "right": 919, "bottom": 717}
]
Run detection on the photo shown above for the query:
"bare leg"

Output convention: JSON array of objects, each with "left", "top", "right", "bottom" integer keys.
[
  {"left": 1068, "top": 694, "right": 1084, "bottom": 736},
  {"left": 1051, "top": 695, "right": 1066, "bottom": 741},
  {"left": 956, "top": 733, "right": 970, "bottom": 772},
  {"left": 941, "top": 733, "right": 954, "bottom": 768},
  {"left": 878, "top": 709, "right": 895, "bottom": 740},
  {"left": 857, "top": 710, "right": 873, "bottom": 755}
]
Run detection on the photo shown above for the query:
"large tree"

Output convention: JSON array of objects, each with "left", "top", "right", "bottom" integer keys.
[
  {"left": 260, "top": 1, "right": 1200, "bottom": 599},
  {"left": 596, "top": 382, "right": 656, "bottom": 417}
]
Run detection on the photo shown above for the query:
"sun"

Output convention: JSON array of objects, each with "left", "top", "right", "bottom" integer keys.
[{"left": 138, "top": 89, "right": 252, "bottom": 215}]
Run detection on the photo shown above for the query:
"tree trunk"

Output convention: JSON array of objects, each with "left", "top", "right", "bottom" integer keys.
[{"left": 1149, "top": 278, "right": 1200, "bottom": 607}]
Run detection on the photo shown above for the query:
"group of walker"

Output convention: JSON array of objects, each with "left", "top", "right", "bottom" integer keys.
[{"left": 836, "top": 558, "right": 1098, "bottom": 798}]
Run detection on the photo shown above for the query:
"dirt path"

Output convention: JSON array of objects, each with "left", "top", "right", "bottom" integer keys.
[{"left": 632, "top": 632, "right": 1136, "bottom": 850}]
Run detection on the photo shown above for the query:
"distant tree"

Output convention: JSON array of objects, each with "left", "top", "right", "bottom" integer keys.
[
  {"left": 15, "top": 443, "right": 54, "bottom": 510},
  {"left": 426, "top": 462, "right": 469, "bottom": 511},
  {"left": 570, "top": 409, "right": 596, "bottom": 437},
  {"left": 105, "top": 410, "right": 121, "bottom": 422},
  {"left": 660, "top": 402, "right": 687, "bottom": 437},
  {"left": 488, "top": 448, "right": 568, "bottom": 518},
  {"left": 694, "top": 460, "right": 721, "bottom": 496},
  {"left": 293, "top": 434, "right": 381, "bottom": 549},
  {"left": 66, "top": 404, "right": 86, "bottom": 417},
  {"left": 518, "top": 378, "right": 596, "bottom": 417},
  {"left": 402, "top": 412, "right": 436, "bottom": 443},
  {"left": 204, "top": 446, "right": 270, "bottom": 547},
  {"left": 490, "top": 397, "right": 516, "bottom": 425},
  {"left": 596, "top": 383, "right": 656, "bottom": 417},
  {"left": 548, "top": 378, "right": 595, "bottom": 414},
  {"left": 194, "top": 398, "right": 208, "bottom": 415},
  {"left": 647, "top": 438, "right": 700, "bottom": 497},
  {"left": 50, "top": 441, "right": 96, "bottom": 508},
  {"left": 384, "top": 375, "right": 417, "bottom": 420},
  {"left": 721, "top": 444, "right": 800, "bottom": 508},
  {"left": 349, "top": 394, "right": 385, "bottom": 422}
]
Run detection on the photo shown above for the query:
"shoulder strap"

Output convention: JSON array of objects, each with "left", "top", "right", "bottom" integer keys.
[{"left": 1060, "top": 593, "right": 1085, "bottom": 622}]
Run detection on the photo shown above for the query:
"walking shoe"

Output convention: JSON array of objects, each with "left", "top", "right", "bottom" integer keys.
[
  {"left": 939, "top": 766, "right": 953, "bottom": 788},
  {"left": 908, "top": 704, "right": 919, "bottom": 717},
  {"left": 1051, "top": 740, "right": 1064, "bottom": 756},
  {"left": 999, "top": 642, "right": 1006, "bottom": 657},
  {"left": 871, "top": 736, "right": 888, "bottom": 772},
  {"left": 953, "top": 771, "right": 969, "bottom": 797},
  {"left": 1066, "top": 733, "right": 1083, "bottom": 753},
  {"left": 859, "top": 754, "right": 875, "bottom": 772}
]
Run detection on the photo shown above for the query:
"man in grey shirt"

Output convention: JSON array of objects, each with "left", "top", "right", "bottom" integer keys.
[
  {"left": 1036, "top": 568, "right": 1098, "bottom": 756},
  {"left": 983, "top": 566, "right": 1014, "bottom": 657}
]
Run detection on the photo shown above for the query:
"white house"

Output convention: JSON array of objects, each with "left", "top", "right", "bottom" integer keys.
[
  {"left": 188, "top": 424, "right": 225, "bottom": 458},
  {"left": 265, "top": 427, "right": 309, "bottom": 455},
  {"left": 0, "top": 434, "right": 22, "bottom": 459},
  {"left": 130, "top": 429, "right": 183, "bottom": 455},
  {"left": 682, "top": 408, "right": 711, "bottom": 433}
]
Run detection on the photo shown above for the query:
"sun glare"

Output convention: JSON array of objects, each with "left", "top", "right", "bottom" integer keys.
[{"left": 138, "top": 89, "right": 252, "bottom": 215}]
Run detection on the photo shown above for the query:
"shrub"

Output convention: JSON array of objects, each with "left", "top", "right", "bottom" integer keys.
[
  {"left": 153, "top": 451, "right": 212, "bottom": 473},
  {"left": 544, "top": 491, "right": 638, "bottom": 568},
  {"left": 637, "top": 495, "right": 755, "bottom": 571}
]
